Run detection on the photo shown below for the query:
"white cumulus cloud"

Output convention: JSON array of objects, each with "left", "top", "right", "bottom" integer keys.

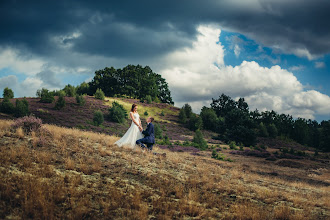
[{"left": 160, "top": 25, "right": 330, "bottom": 120}]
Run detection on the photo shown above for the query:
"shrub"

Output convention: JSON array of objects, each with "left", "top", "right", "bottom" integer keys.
[
  {"left": 93, "top": 110, "right": 104, "bottom": 126},
  {"left": 12, "top": 115, "right": 43, "bottom": 133},
  {"left": 178, "top": 108, "right": 187, "bottom": 124},
  {"left": 160, "top": 111, "right": 165, "bottom": 116},
  {"left": 268, "top": 123, "right": 278, "bottom": 138},
  {"left": 76, "top": 94, "right": 86, "bottom": 106},
  {"left": 38, "top": 88, "right": 55, "bottom": 103},
  {"left": 15, "top": 98, "right": 29, "bottom": 117},
  {"left": 229, "top": 141, "right": 237, "bottom": 150},
  {"left": 76, "top": 82, "right": 90, "bottom": 95},
  {"left": 94, "top": 88, "right": 105, "bottom": 100},
  {"left": 182, "top": 103, "right": 192, "bottom": 118},
  {"left": 144, "top": 111, "right": 148, "bottom": 116},
  {"left": 1, "top": 98, "right": 15, "bottom": 114},
  {"left": 212, "top": 150, "right": 232, "bottom": 162},
  {"left": 145, "top": 95, "right": 152, "bottom": 104},
  {"left": 193, "top": 129, "right": 208, "bottom": 150},
  {"left": 55, "top": 94, "right": 66, "bottom": 110},
  {"left": 188, "top": 114, "right": 203, "bottom": 131},
  {"left": 259, "top": 122, "right": 269, "bottom": 137},
  {"left": 108, "top": 102, "right": 127, "bottom": 123},
  {"left": 154, "top": 123, "right": 163, "bottom": 139},
  {"left": 3, "top": 87, "right": 14, "bottom": 99},
  {"left": 63, "top": 84, "right": 76, "bottom": 97}
]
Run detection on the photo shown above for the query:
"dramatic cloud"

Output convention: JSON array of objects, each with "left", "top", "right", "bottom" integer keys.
[
  {"left": 160, "top": 25, "right": 330, "bottom": 119},
  {"left": 1, "top": 0, "right": 330, "bottom": 61}
]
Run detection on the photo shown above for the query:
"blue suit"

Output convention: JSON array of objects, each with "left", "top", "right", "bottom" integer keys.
[{"left": 136, "top": 122, "right": 155, "bottom": 150}]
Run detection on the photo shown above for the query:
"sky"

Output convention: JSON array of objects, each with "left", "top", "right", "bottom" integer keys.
[{"left": 0, "top": 0, "right": 330, "bottom": 121}]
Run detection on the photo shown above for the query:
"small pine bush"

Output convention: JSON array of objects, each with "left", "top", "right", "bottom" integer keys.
[
  {"left": 229, "top": 141, "right": 237, "bottom": 150},
  {"left": 55, "top": 94, "right": 66, "bottom": 110},
  {"left": 0, "top": 98, "right": 15, "bottom": 114},
  {"left": 39, "top": 88, "right": 55, "bottom": 103},
  {"left": 145, "top": 95, "right": 152, "bottom": 104},
  {"left": 12, "top": 116, "right": 43, "bottom": 133},
  {"left": 160, "top": 111, "right": 165, "bottom": 116},
  {"left": 154, "top": 123, "right": 163, "bottom": 139},
  {"left": 93, "top": 110, "right": 104, "bottom": 126},
  {"left": 76, "top": 94, "right": 86, "bottom": 106},
  {"left": 15, "top": 98, "right": 29, "bottom": 117},
  {"left": 108, "top": 102, "right": 127, "bottom": 123},
  {"left": 3, "top": 87, "right": 14, "bottom": 99},
  {"left": 94, "top": 88, "right": 105, "bottom": 100},
  {"left": 144, "top": 111, "right": 148, "bottom": 116},
  {"left": 63, "top": 84, "right": 76, "bottom": 97},
  {"left": 193, "top": 129, "right": 208, "bottom": 150},
  {"left": 188, "top": 114, "right": 203, "bottom": 131},
  {"left": 183, "top": 103, "right": 192, "bottom": 118}
]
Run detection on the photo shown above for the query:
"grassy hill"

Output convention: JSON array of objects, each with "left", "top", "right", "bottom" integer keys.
[{"left": 0, "top": 96, "right": 329, "bottom": 219}]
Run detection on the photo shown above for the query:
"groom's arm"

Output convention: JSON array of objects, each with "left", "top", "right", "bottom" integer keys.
[{"left": 142, "top": 124, "right": 152, "bottom": 136}]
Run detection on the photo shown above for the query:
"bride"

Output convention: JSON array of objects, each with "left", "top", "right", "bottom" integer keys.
[{"left": 114, "top": 104, "right": 144, "bottom": 149}]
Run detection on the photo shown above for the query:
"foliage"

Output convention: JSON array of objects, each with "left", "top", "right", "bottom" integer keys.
[
  {"left": 182, "top": 103, "right": 192, "bottom": 118},
  {"left": 63, "top": 84, "right": 76, "bottom": 97},
  {"left": 75, "top": 94, "right": 86, "bottom": 106},
  {"left": 93, "top": 110, "right": 104, "bottom": 126},
  {"left": 88, "top": 65, "right": 174, "bottom": 104},
  {"left": 11, "top": 115, "right": 43, "bottom": 133},
  {"left": 144, "top": 111, "right": 148, "bottom": 116},
  {"left": 178, "top": 108, "right": 187, "bottom": 124},
  {"left": 94, "top": 88, "right": 105, "bottom": 100},
  {"left": 229, "top": 141, "right": 238, "bottom": 150},
  {"left": 188, "top": 114, "right": 203, "bottom": 131},
  {"left": 108, "top": 102, "right": 127, "bottom": 123},
  {"left": 55, "top": 94, "right": 66, "bottom": 110},
  {"left": 0, "top": 98, "right": 15, "bottom": 114},
  {"left": 160, "top": 111, "right": 165, "bottom": 116},
  {"left": 15, "top": 98, "right": 29, "bottom": 117},
  {"left": 212, "top": 150, "right": 233, "bottom": 162},
  {"left": 268, "top": 123, "right": 278, "bottom": 138},
  {"left": 200, "top": 107, "right": 218, "bottom": 131},
  {"left": 3, "top": 87, "right": 14, "bottom": 99},
  {"left": 193, "top": 129, "right": 208, "bottom": 150},
  {"left": 76, "top": 82, "right": 90, "bottom": 95},
  {"left": 145, "top": 95, "right": 152, "bottom": 104},
  {"left": 259, "top": 122, "right": 269, "bottom": 137},
  {"left": 154, "top": 123, "right": 163, "bottom": 139},
  {"left": 38, "top": 88, "right": 55, "bottom": 103}
]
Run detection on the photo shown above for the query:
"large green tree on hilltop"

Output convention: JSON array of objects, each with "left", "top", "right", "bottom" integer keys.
[{"left": 89, "top": 65, "right": 174, "bottom": 105}]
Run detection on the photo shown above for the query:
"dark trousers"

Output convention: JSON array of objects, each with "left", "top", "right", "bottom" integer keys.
[{"left": 136, "top": 138, "right": 153, "bottom": 151}]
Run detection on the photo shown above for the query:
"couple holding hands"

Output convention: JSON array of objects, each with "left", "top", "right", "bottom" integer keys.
[{"left": 115, "top": 104, "right": 156, "bottom": 152}]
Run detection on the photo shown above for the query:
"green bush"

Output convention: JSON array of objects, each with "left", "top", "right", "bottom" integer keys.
[
  {"left": 0, "top": 98, "right": 15, "bottom": 114},
  {"left": 193, "top": 129, "right": 208, "bottom": 150},
  {"left": 76, "top": 94, "right": 86, "bottom": 106},
  {"left": 38, "top": 88, "right": 55, "bottom": 103},
  {"left": 93, "top": 110, "right": 104, "bottom": 126},
  {"left": 154, "top": 123, "right": 163, "bottom": 139},
  {"left": 160, "top": 111, "right": 165, "bottom": 116},
  {"left": 259, "top": 122, "right": 269, "bottom": 137},
  {"left": 94, "top": 88, "right": 105, "bottom": 100},
  {"left": 268, "top": 123, "right": 278, "bottom": 138},
  {"left": 15, "top": 98, "right": 29, "bottom": 117},
  {"left": 200, "top": 107, "right": 218, "bottom": 131},
  {"left": 108, "top": 102, "right": 127, "bottom": 123},
  {"left": 76, "top": 82, "right": 90, "bottom": 95},
  {"left": 55, "top": 94, "right": 66, "bottom": 110},
  {"left": 145, "top": 95, "right": 152, "bottom": 104},
  {"left": 188, "top": 114, "right": 203, "bottom": 131},
  {"left": 229, "top": 141, "right": 237, "bottom": 150},
  {"left": 144, "top": 111, "right": 148, "bottom": 116},
  {"left": 3, "top": 87, "right": 14, "bottom": 99},
  {"left": 182, "top": 103, "right": 192, "bottom": 118}
]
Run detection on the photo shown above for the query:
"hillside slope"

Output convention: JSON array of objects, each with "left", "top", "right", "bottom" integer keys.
[{"left": 0, "top": 120, "right": 329, "bottom": 219}]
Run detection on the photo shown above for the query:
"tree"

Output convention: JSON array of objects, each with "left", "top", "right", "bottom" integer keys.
[
  {"left": 55, "top": 94, "right": 66, "bottom": 110},
  {"left": 182, "top": 103, "right": 192, "bottom": 118},
  {"left": 0, "top": 98, "right": 15, "bottom": 114},
  {"left": 63, "top": 84, "right": 76, "bottom": 97},
  {"left": 38, "top": 88, "right": 55, "bottom": 103},
  {"left": 193, "top": 129, "right": 208, "bottom": 150},
  {"left": 178, "top": 108, "right": 187, "bottom": 124},
  {"left": 3, "top": 87, "right": 14, "bottom": 99},
  {"left": 108, "top": 102, "right": 127, "bottom": 123},
  {"left": 259, "top": 122, "right": 269, "bottom": 137},
  {"left": 200, "top": 106, "right": 218, "bottom": 131},
  {"left": 319, "top": 120, "right": 330, "bottom": 152},
  {"left": 188, "top": 114, "right": 203, "bottom": 131},
  {"left": 76, "top": 82, "right": 90, "bottom": 95},
  {"left": 88, "top": 65, "right": 173, "bottom": 104},
  {"left": 211, "top": 94, "right": 237, "bottom": 117},
  {"left": 94, "top": 88, "right": 105, "bottom": 100},
  {"left": 268, "top": 123, "right": 278, "bottom": 138}
]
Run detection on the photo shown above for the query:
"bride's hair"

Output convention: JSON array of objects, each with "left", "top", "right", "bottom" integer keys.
[{"left": 131, "top": 104, "right": 137, "bottom": 112}]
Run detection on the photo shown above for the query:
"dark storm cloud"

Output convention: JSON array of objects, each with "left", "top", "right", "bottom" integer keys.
[{"left": 1, "top": 0, "right": 330, "bottom": 59}]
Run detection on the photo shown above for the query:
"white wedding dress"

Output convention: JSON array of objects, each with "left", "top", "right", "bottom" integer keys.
[{"left": 115, "top": 112, "right": 144, "bottom": 149}]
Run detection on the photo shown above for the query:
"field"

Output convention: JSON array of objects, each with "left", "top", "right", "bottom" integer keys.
[{"left": 0, "top": 117, "right": 329, "bottom": 219}]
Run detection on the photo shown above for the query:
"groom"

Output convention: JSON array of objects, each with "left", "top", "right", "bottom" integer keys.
[{"left": 136, "top": 117, "right": 155, "bottom": 151}]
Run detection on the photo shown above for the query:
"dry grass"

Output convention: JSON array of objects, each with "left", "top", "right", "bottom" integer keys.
[{"left": 0, "top": 119, "right": 329, "bottom": 219}]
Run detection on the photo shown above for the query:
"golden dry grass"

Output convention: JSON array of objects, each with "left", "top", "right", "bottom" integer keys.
[{"left": 0, "top": 119, "right": 329, "bottom": 219}]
